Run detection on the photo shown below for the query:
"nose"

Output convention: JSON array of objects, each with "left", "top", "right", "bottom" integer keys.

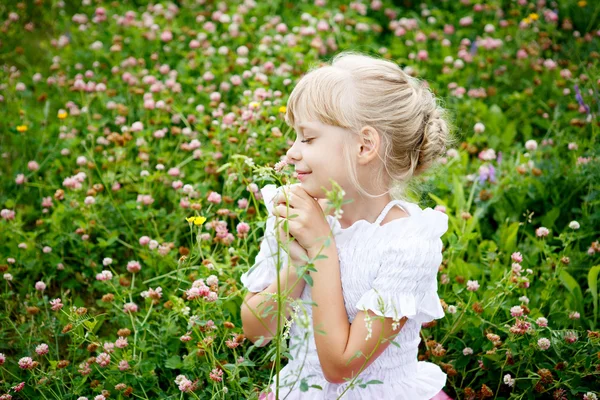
[{"left": 286, "top": 141, "right": 301, "bottom": 164}]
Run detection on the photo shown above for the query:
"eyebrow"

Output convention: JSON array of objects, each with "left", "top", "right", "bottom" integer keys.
[{"left": 298, "top": 123, "right": 315, "bottom": 133}]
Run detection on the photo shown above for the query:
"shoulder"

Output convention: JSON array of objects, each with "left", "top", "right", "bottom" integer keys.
[{"left": 377, "top": 201, "right": 449, "bottom": 244}]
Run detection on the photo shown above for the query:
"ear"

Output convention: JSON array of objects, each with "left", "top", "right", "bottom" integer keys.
[{"left": 356, "top": 126, "right": 380, "bottom": 165}]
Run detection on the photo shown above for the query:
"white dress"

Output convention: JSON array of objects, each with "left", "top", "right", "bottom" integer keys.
[{"left": 241, "top": 184, "right": 449, "bottom": 400}]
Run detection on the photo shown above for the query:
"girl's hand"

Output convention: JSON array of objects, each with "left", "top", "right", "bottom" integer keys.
[
  {"left": 276, "top": 218, "right": 309, "bottom": 267},
  {"left": 271, "top": 185, "right": 333, "bottom": 256}
]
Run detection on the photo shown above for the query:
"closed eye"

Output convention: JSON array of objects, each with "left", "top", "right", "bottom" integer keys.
[{"left": 301, "top": 138, "right": 314, "bottom": 144}]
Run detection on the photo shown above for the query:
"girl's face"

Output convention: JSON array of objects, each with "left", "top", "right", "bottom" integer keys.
[{"left": 285, "top": 120, "right": 354, "bottom": 199}]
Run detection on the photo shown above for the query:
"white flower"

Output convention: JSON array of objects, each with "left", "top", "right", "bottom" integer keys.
[
  {"left": 462, "top": 347, "right": 473, "bottom": 355},
  {"left": 447, "top": 305, "right": 457, "bottom": 314},
  {"left": 474, "top": 122, "right": 485, "bottom": 133},
  {"left": 568, "top": 221, "right": 580, "bottom": 230},
  {"left": 583, "top": 392, "right": 598, "bottom": 400},
  {"left": 525, "top": 140, "right": 538, "bottom": 151},
  {"left": 538, "top": 337, "right": 551, "bottom": 350},
  {"left": 466, "top": 280, "right": 480, "bottom": 291},
  {"left": 503, "top": 373, "right": 515, "bottom": 387}
]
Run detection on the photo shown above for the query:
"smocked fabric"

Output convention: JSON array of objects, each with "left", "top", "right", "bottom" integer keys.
[{"left": 240, "top": 184, "right": 449, "bottom": 399}]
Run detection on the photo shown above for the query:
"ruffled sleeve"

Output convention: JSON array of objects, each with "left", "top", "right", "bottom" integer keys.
[
  {"left": 355, "top": 205, "right": 448, "bottom": 324},
  {"left": 240, "top": 184, "right": 288, "bottom": 293}
]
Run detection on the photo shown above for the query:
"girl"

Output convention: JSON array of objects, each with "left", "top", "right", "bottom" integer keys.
[{"left": 240, "top": 51, "right": 454, "bottom": 400}]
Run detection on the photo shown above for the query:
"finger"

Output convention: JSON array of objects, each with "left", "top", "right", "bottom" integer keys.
[
  {"left": 276, "top": 188, "right": 295, "bottom": 206},
  {"left": 274, "top": 204, "right": 291, "bottom": 220}
]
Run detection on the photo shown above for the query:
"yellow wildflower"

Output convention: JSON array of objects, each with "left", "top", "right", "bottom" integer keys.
[
  {"left": 529, "top": 13, "right": 539, "bottom": 21},
  {"left": 186, "top": 216, "right": 207, "bottom": 226},
  {"left": 278, "top": 105, "right": 287, "bottom": 113},
  {"left": 17, "top": 125, "right": 28, "bottom": 132},
  {"left": 58, "top": 110, "right": 68, "bottom": 119},
  {"left": 578, "top": 1, "right": 587, "bottom": 6},
  {"left": 522, "top": 17, "right": 531, "bottom": 25}
]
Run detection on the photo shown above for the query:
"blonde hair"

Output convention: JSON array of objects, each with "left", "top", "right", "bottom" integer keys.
[{"left": 284, "top": 50, "right": 457, "bottom": 199}]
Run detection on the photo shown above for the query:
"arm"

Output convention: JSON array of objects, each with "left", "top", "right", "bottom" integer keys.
[
  {"left": 241, "top": 260, "right": 307, "bottom": 346},
  {"left": 308, "top": 244, "right": 407, "bottom": 384}
]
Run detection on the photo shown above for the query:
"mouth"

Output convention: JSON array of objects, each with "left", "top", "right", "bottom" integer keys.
[{"left": 295, "top": 171, "right": 312, "bottom": 181}]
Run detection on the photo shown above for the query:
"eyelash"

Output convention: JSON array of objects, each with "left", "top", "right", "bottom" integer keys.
[{"left": 300, "top": 138, "right": 313, "bottom": 144}]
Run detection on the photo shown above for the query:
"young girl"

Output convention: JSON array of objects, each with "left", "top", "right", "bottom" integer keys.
[{"left": 240, "top": 51, "right": 454, "bottom": 400}]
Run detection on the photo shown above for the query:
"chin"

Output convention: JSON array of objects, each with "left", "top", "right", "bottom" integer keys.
[{"left": 299, "top": 183, "right": 325, "bottom": 199}]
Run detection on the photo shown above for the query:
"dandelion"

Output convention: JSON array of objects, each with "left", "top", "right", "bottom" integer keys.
[
  {"left": 278, "top": 105, "right": 287, "bottom": 113},
  {"left": 57, "top": 109, "right": 68, "bottom": 119},
  {"left": 17, "top": 125, "right": 28, "bottom": 132},
  {"left": 537, "top": 338, "right": 551, "bottom": 350}
]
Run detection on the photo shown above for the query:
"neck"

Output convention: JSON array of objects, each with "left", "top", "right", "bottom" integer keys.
[{"left": 336, "top": 189, "right": 393, "bottom": 229}]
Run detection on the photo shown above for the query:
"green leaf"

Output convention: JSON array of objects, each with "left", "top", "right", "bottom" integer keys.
[
  {"left": 165, "top": 355, "right": 183, "bottom": 369},
  {"left": 83, "top": 319, "right": 96, "bottom": 331},
  {"left": 588, "top": 265, "right": 600, "bottom": 327},
  {"left": 559, "top": 269, "right": 584, "bottom": 315},
  {"left": 303, "top": 273, "right": 313, "bottom": 287},
  {"left": 501, "top": 121, "right": 517, "bottom": 148},
  {"left": 428, "top": 193, "right": 446, "bottom": 207},
  {"left": 300, "top": 379, "right": 309, "bottom": 392},
  {"left": 499, "top": 221, "right": 519, "bottom": 255}
]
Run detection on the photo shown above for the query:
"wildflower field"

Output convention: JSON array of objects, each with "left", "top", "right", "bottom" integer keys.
[{"left": 1, "top": 0, "right": 599, "bottom": 399}]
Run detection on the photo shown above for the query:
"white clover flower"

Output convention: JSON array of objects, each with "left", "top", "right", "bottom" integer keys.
[{"left": 568, "top": 221, "right": 580, "bottom": 230}]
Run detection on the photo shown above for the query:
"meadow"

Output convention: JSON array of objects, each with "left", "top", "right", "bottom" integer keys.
[{"left": 0, "top": 0, "right": 599, "bottom": 399}]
